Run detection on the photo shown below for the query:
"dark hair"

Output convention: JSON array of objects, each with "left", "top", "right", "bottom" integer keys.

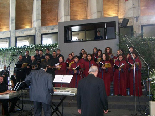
[
  {"left": 97, "top": 49, "right": 102, "bottom": 56},
  {"left": 26, "top": 50, "right": 29, "bottom": 53},
  {"left": 102, "top": 53, "right": 109, "bottom": 61},
  {"left": 46, "top": 48, "right": 50, "bottom": 51},
  {"left": 87, "top": 54, "right": 93, "bottom": 61},
  {"left": 93, "top": 47, "right": 98, "bottom": 54},
  {"left": 35, "top": 49, "right": 39, "bottom": 51},
  {"left": 105, "top": 47, "right": 112, "bottom": 54},
  {"left": 73, "top": 55, "right": 79, "bottom": 59},
  {"left": 53, "top": 50, "right": 56, "bottom": 53},
  {"left": 57, "top": 49, "right": 60, "bottom": 51},
  {"left": 10, "top": 75, "right": 16, "bottom": 86},
  {"left": 59, "top": 56, "right": 64, "bottom": 62},
  {"left": 39, "top": 50, "right": 43, "bottom": 52}
]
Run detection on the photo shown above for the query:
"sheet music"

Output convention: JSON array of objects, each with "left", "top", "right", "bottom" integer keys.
[{"left": 53, "top": 75, "right": 73, "bottom": 83}]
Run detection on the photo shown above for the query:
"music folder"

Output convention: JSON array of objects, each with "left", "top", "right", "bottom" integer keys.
[{"left": 53, "top": 75, "right": 73, "bottom": 84}]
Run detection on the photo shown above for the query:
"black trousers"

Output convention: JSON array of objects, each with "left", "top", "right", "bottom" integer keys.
[
  {"left": 0, "top": 99, "right": 8, "bottom": 115},
  {"left": 34, "top": 101, "right": 51, "bottom": 116}
]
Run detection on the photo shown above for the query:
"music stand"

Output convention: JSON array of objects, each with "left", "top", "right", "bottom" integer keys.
[
  {"left": 52, "top": 75, "right": 73, "bottom": 116},
  {"left": 53, "top": 75, "right": 73, "bottom": 87}
]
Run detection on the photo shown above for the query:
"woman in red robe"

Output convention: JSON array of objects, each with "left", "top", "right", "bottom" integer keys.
[
  {"left": 98, "top": 53, "right": 112, "bottom": 96},
  {"left": 83, "top": 54, "right": 97, "bottom": 77},
  {"left": 65, "top": 53, "right": 74, "bottom": 75},
  {"left": 105, "top": 47, "right": 114, "bottom": 82},
  {"left": 95, "top": 49, "right": 102, "bottom": 64},
  {"left": 92, "top": 47, "right": 98, "bottom": 60},
  {"left": 128, "top": 52, "right": 142, "bottom": 96},
  {"left": 55, "top": 56, "right": 67, "bottom": 87},
  {"left": 70, "top": 56, "right": 82, "bottom": 88},
  {"left": 113, "top": 54, "right": 127, "bottom": 96}
]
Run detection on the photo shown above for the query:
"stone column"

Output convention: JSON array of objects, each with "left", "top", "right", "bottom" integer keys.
[
  {"left": 58, "top": 0, "right": 70, "bottom": 22},
  {"left": 32, "top": 0, "right": 41, "bottom": 44},
  {"left": 132, "top": 0, "right": 141, "bottom": 34},
  {"left": 87, "top": 0, "right": 103, "bottom": 19},
  {"left": 10, "top": 0, "right": 16, "bottom": 47}
]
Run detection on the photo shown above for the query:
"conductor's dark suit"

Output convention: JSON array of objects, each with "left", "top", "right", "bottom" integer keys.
[{"left": 77, "top": 74, "right": 108, "bottom": 116}]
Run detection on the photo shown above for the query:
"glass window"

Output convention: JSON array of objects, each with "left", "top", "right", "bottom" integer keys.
[
  {"left": 142, "top": 25, "right": 155, "bottom": 38},
  {"left": 16, "top": 35, "right": 35, "bottom": 47},
  {"left": 64, "top": 21, "right": 116, "bottom": 43},
  {"left": 41, "top": 33, "right": 58, "bottom": 45},
  {"left": 0, "top": 38, "right": 10, "bottom": 48}
]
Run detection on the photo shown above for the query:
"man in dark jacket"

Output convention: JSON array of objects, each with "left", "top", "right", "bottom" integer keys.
[
  {"left": 77, "top": 66, "right": 108, "bottom": 116},
  {"left": 24, "top": 66, "right": 53, "bottom": 116}
]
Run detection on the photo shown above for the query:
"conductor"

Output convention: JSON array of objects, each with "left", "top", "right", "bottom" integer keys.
[{"left": 77, "top": 66, "right": 108, "bottom": 116}]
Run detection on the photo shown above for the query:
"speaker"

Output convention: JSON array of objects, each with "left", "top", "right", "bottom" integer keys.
[{"left": 121, "top": 18, "right": 129, "bottom": 27}]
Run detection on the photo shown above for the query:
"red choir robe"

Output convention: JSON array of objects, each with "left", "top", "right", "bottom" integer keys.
[
  {"left": 98, "top": 60, "right": 112, "bottom": 96},
  {"left": 79, "top": 58, "right": 87, "bottom": 78},
  {"left": 70, "top": 62, "right": 82, "bottom": 88},
  {"left": 113, "top": 60, "right": 127, "bottom": 96},
  {"left": 96, "top": 55, "right": 102, "bottom": 63},
  {"left": 107, "top": 53, "right": 114, "bottom": 82},
  {"left": 83, "top": 60, "right": 97, "bottom": 77},
  {"left": 92, "top": 53, "right": 97, "bottom": 60},
  {"left": 65, "top": 58, "right": 74, "bottom": 75},
  {"left": 128, "top": 58, "right": 142, "bottom": 96},
  {"left": 55, "top": 62, "right": 67, "bottom": 87}
]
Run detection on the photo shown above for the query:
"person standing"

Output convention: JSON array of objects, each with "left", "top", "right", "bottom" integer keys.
[
  {"left": 83, "top": 54, "right": 97, "bottom": 77},
  {"left": 98, "top": 53, "right": 112, "bottom": 96},
  {"left": 113, "top": 54, "right": 127, "bottom": 96},
  {"left": 24, "top": 66, "right": 53, "bottom": 116},
  {"left": 128, "top": 52, "right": 142, "bottom": 96},
  {"left": 77, "top": 66, "right": 108, "bottom": 116}
]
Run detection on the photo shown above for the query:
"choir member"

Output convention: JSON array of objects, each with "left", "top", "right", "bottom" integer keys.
[
  {"left": 92, "top": 47, "right": 98, "bottom": 60},
  {"left": 0, "top": 65, "right": 9, "bottom": 85},
  {"left": 83, "top": 54, "right": 97, "bottom": 77},
  {"left": 15, "top": 55, "right": 25, "bottom": 82},
  {"left": 70, "top": 56, "right": 82, "bottom": 88},
  {"left": 22, "top": 50, "right": 31, "bottom": 64},
  {"left": 55, "top": 56, "right": 67, "bottom": 87},
  {"left": 79, "top": 49, "right": 85, "bottom": 59},
  {"left": 55, "top": 56, "right": 66, "bottom": 75},
  {"left": 113, "top": 54, "right": 127, "bottom": 96},
  {"left": 113, "top": 50, "right": 122, "bottom": 64},
  {"left": 79, "top": 51, "right": 87, "bottom": 64},
  {"left": 38, "top": 50, "right": 45, "bottom": 63},
  {"left": 105, "top": 47, "right": 114, "bottom": 82},
  {"left": 128, "top": 52, "right": 142, "bottom": 96},
  {"left": 45, "top": 48, "right": 52, "bottom": 59},
  {"left": 127, "top": 46, "right": 134, "bottom": 61},
  {"left": 96, "top": 49, "right": 102, "bottom": 63},
  {"left": 41, "top": 54, "right": 52, "bottom": 74},
  {"left": 34, "top": 49, "right": 40, "bottom": 61},
  {"left": 50, "top": 51, "right": 59, "bottom": 79},
  {"left": 71, "top": 52, "right": 74, "bottom": 57},
  {"left": 98, "top": 53, "right": 112, "bottom": 96},
  {"left": 56, "top": 49, "right": 64, "bottom": 58},
  {"left": 66, "top": 53, "right": 74, "bottom": 75}
]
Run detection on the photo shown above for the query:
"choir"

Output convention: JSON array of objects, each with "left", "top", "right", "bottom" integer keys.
[{"left": 13, "top": 46, "right": 142, "bottom": 96}]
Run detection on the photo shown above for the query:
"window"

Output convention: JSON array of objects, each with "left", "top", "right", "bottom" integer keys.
[
  {"left": 64, "top": 21, "right": 116, "bottom": 43},
  {"left": 16, "top": 35, "right": 35, "bottom": 47},
  {"left": 141, "top": 24, "right": 155, "bottom": 38},
  {"left": 0, "top": 38, "right": 10, "bottom": 48},
  {"left": 41, "top": 33, "right": 58, "bottom": 45}
]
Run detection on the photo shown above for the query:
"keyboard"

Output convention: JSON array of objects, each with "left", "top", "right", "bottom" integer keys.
[{"left": 53, "top": 87, "right": 77, "bottom": 96}]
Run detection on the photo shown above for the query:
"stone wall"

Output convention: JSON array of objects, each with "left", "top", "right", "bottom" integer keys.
[
  {"left": 41, "top": 0, "right": 59, "bottom": 26},
  {"left": 0, "top": 0, "right": 10, "bottom": 32},
  {"left": 70, "top": 0, "right": 88, "bottom": 20},
  {"left": 15, "top": 0, "right": 33, "bottom": 30}
]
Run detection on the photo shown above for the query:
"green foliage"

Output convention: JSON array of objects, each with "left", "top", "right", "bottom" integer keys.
[
  {"left": 0, "top": 43, "right": 58, "bottom": 67},
  {"left": 119, "top": 34, "right": 155, "bottom": 100}
]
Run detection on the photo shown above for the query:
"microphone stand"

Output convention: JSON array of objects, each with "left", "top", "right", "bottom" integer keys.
[{"left": 124, "top": 35, "right": 150, "bottom": 115}]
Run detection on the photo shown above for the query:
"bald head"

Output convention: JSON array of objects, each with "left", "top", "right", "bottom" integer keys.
[{"left": 88, "top": 66, "right": 98, "bottom": 77}]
